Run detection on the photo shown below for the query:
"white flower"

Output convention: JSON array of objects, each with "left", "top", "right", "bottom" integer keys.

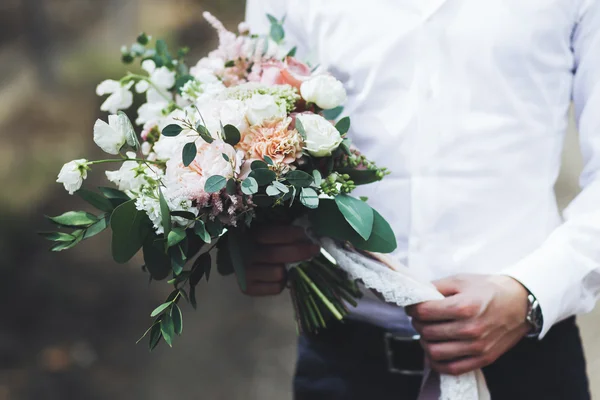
[
  {"left": 141, "top": 141, "right": 152, "bottom": 156},
  {"left": 56, "top": 159, "right": 88, "bottom": 195},
  {"left": 191, "top": 56, "right": 225, "bottom": 77},
  {"left": 135, "top": 192, "right": 198, "bottom": 235},
  {"left": 93, "top": 114, "right": 128, "bottom": 155},
  {"left": 297, "top": 114, "right": 343, "bottom": 157},
  {"left": 197, "top": 140, "right": 244, "bottom": 180},
  {"left": 96, "top": 80, "right": 134, "bottom": 114},
  {"left": 300, "top": 75, "right": 347, "bottom": 110},
  {"left": 136, "top": 89, "right": 171, "bottom": 126},
  {"left": 245, "top": 94, "right": 286, "bottom": 126},
  {"left": 135, "top": 60, "right": 176, "bottom": 93},
  {"left": 105, "top": 152, "right": 163, "bottom": 193},
  {"left": 196, "top": 99, "right": 248, "bottom": 139}
]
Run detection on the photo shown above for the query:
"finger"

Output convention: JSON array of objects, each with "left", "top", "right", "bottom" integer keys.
[
  {"left": 254, "top": 226, "right": 310, "bottom": 245},
  {"left": 407, "top": 295, "right": 478, "bottom": 322},
  {"left": 421, "top": 340, "right": 485, "bottom": 362},
  {"left": 432, "top": 276, "right": 466, "bottom": 297},
  {"left": 253, "top": 243, "right": 320, "bottom": 264},
  {"left": 246, "top": 264, "right": 286, "bottom": 283},
  {"left": 242, "top": 282, "right": 286, "bottom": 297},
  {"left": 412, "top": 320, "right": 485, "bottom": 341},
  {"left": 430, "top": 356, "right": 487, "bottom": 376}
]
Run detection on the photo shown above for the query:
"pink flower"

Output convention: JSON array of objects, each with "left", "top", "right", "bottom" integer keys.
[{"left": 258, "top": 57, "right": 312, "bottom": 89}]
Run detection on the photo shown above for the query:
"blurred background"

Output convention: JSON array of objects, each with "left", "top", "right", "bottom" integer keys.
[{"left": 0, "top": 0, "right": 598, "bottom": 399}]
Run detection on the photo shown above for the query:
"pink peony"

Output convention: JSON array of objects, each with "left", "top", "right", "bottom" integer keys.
[{"left": 258, "top": 57, "right": 312, "bottom": 89}]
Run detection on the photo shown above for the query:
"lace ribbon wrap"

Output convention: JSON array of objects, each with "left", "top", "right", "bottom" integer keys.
[{"left": 319, "top": 238, "right": 491, "bottom": 400}]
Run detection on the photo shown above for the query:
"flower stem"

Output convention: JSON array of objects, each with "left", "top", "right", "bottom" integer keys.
[
  {"left": 87, "top": 158, "right": 165, "bottom": 166},
  {"left": 296, "top": 266, "right": 344, "bottom": 321}
]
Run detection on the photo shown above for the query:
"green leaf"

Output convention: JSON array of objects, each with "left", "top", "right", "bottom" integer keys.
[
  {"left": 39, "top": 232, "right": 75, "bottom": 242},
  {"left": 335, "top": 116, "right": 351, "bottom": 135},
  {"left": 171, "top": 210, "right": 197, "bottom": 220},
  {"left": 118, "top": 111, "right": 139, "bottom": 151},
  {"left": 249, "top": 168, "right": 276, "bottom": 186},
  {"left": 225, "top": 178, "right": 237, "bottom": 195},
  {"left": 266, "top": 13, "right": 279, "bottom": 24},
  {"left": 167, "top": 228, "right": 187, "bottom": 248},
  {"left": 241, "top": 177, "right": 258, "bottom": 195},
  {"left": 286, "top": 46, "right": 297, "bottom": 58},
  {"left": 194, "top": 220, "right": 211, "bottom": 243},
  {"left": 322, "top": 106, "right": 344, "bottom": 121},
  {"left": 50, "top": 234, "right": 83, "bottom": 252},
  {"left": 223, "top": 124, "right": 241, "bottom": 146},
  {"left": 159, "top": 188, "right": 171, "bottom": 243},
  {"left": 295, "top": 118, "right": 307, "bottom": 140},
  {"left": 182, "top": 142, "right": 197, "bottom": 167},
  {"left": 264, "top": 156, "right": 274, "bottom": 165},
  {"left": 143, "top": 235, "right": 171, "bottom": 280},
  {"left": 204, "top": 175, "right": 227, "bottom": 193},
  {"left": 335, "top": 194, "right": 374, "bottom": 241},
  {"left": 312, "top": 170, "right": 323, "bottom": 186},
  {"left": 266, "top": 185, "right": 280, "bottom": 197},
  {"left": 83, "top": 216, "right": 109, "bottom": 239},
  {"left": 189, "top": 286, "right": 197, "bottom": 309},
  {"left": 149, "top": 323, "right": 162, "bottom": 351},
  {"left": 222, "top": 153, "right": 230, "bottom": 162},
  {"left": 196, "top": 124, "right": 214, "bottom": 143},
  {"left": 160, "top": 312, "right": 175, "bottom": 347},
  {"left": 77, "top": 189, "right": 113, "bottom": 212},
  {"left": 191, "top": 252, "right": 211, "bottom": 286},
  {"left": 111, "top": 200, "right": 151, "bottom": 263},
  {"left": 285, "top": 170, "right": 313, "bottom": 187},
  {"left": 251, "top": 160, "right": 269, "bottom": 170},
  {"left": 162, "top": 124, "right": 183, "bottom": 137},
  {"left": 98, "top": 186, "right": 130, "bottom": 203},
  {"left": 227, "top": 229, "right": 249, "bottom": 291},
  {"left": 156, "top": 39, "right": 169, "bottom": 57},
  {"left": 170, "top": 245, "right": 186, "bottom": 275},
  {"left": 150, "top": 302, "right": 171, "bottom": 317},
  {"left": 334, "top": 168, "right": 382, "bottom": 185},
  {"left": 270, "top": 23, "right": 285, "bottom": 43},
  {"left": 172, "top": 304, "right": 183, "bottom": 335},
  {"left": 309, "top": 200, "right": 397, "bottom": 253},
  {"left": 300, "top": 187, "right": 319, "bottom": 209},
  {"left": 175, "top": 74, "right": 194, "bottom": 94},
  {"left": 47, "top": 211, "right": 98, "bottom": 228},
  {"left": 272, "top": 181, "right": 289, "bottom": 193},
  {"left": 224, "top": 60, "right": 235, "bottom": 68},
  {"left": 205, "top": 219, "right": 224, "bottom": 237}
]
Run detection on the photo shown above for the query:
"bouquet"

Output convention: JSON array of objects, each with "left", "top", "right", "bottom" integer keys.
[{"left": 42, "top": 12, "right": 397, "bottom": 349}]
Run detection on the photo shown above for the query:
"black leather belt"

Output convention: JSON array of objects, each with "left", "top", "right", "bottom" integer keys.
[{"left": 304, "top": 319, "right": 425, "bottom": 376}]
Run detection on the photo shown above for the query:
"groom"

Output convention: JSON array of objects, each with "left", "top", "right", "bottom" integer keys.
[{"left": 242, "top": 0, "right": 599, "bottom": 398}]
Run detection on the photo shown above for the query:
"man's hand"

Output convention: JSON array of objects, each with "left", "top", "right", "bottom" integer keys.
[
  {"left": 241, "top": 225, "right": 320, "bottom": 297},
  {"left": 406, "top": 274, "right": 531, "bottom": 376}
]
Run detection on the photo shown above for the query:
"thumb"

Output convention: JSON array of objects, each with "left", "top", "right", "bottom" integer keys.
[{"left": 432, "top": 275, "right": 466, "bottom": 297}]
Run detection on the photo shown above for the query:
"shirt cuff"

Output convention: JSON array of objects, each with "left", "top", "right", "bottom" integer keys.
[{"left": 500, "top": 242, "right": 579, "bottom": 339}]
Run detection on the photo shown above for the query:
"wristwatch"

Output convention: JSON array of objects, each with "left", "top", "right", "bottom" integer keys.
[{"left": 525, "top": 292, "right": 544, "bottom": 338}]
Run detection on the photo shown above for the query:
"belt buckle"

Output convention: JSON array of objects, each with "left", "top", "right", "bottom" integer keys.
[{"left": 384, "top": 332, "right": 424, "bottom": 376}]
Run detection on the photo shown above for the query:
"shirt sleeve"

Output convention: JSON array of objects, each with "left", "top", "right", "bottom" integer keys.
[{"left": 501, "top": 0, "right": 600, "bottom": 338}]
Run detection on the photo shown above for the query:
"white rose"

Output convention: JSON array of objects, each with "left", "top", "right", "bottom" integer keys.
[
  {"left": 197, "top": 99, "right": 248, "bottom": 139},
  {"left": 96, "top": 79, "right": 134, "bottom": 114},
  {"left": 300, "top": 75, "right": 347, "bottom": 110},
  {"left": 56, "top": 159, "right": 88, "bottom": 195},
  {"left": 245, "top": 94, "right": 286, "bottom": 126},
  {"left": 297, "top": 114, "right": 343, "bottom": 157}
]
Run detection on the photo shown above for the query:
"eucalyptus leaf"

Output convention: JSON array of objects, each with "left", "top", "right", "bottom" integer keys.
[
  {"left": 150, "top": 302, "right": 171, "bottom": 317},
  {"left": 266, "top": 13, "right": 279, "bottom": 24},
  {"left": 322, "top": 106, "right": 344, "bottom": 121},
  {"left": 285, "top": 170, "right": 313, "bottom": 187},
  {"left": 312, "top": 170, "right": 323, "bottom": 186},
  {"left": 249, "top": 169, "right": 276, "bottom": 186},
  {"left": 286, "top": 46, "right": 297, "bottom": 58},
  {"left": 47, "top": 211, "right": 98, "bottom": 228},
  {"left": 149, "top": 323, "right": 162, "bottom": 351},
  {"left": 300, "top": 188, "right": 319, "bottom": 209},
  {"left": 264, "top": 156, "right": 274, "bottom": 165},
  {"left": 204, "top": 175, "right": 227, "bottom": 193},
  {"left": 170, "top": 245, "right": 186, "bottom": 275},
  {"left": 39, "top": 232, "right": 75, "bottom": 242},
  {"left": 171, "top": 211, "right": 197, "bottom": 220},
  {"left": 272, "top": 181, "right": 289, "bottom": 193},
  {"left": 223, "top": 124, "right": 241, "bottom": 146},
  {"left": 111, "top": 200, "right": 151, "bottom": 263},
  {"left": 191, "top": 252, "right": 211, "bottom": 286},
  {"left": 159, "top": 189, "right": 171, "bottom": 243},
  {"left": 83, "top": 216, "right": 109, "bottom": 239},
  {"left": 334, "top": 168, "right": 382, "bottom": 185},
  {"left": 335, "top": 116, "right": 351, "bottom": 135},
  {"left": 251, "top": 160, "right": 269, "bottom": 170},
  {"left": 335, "top": 194, "right": 374, "bottom": 241},
  {"left": 182, "top": 142, "right": 197, "bottom": 167},
  {"left": 226, "top": 178, "right": 237, "bottom": 195},
  {"left": 167, "top": 228, "right": 187, "bottom": 248},
  {"left": 241, "top": 177, "right": 258, "bottom": 195},
  {"left": 194, "top": 220, "right": 211, "bottom": 243},
  {"left": 227, "top": 229, "right": 250, "bottom": 291},
  {"left": 196, "top": 124, "right": 214, "bottom": 143},
  {"left": 295, "top": 118, "right": 307, "bottom": 140},
  {"left": 162, "top": 124, "right": 183, "bottom": 137},
  {"left": 77, "top": 189, "right": 113, "bottom": 212},
  {"left": 270, "top": 23, "right": 285, "bottom": 43},
  {"left": 205, "top": 219, "right": 224, "bottom": 237},
  {"left": 172, "top": 304, "right": 183, "bottom": 335},
  {"left": 160, "top": 312, "right": 175, "bottom": 347},
  {"left": 143, "top": 235, "right": 171, "bottom": 280},
  {"left": 266, "top": 185, "right": 280, "bottom": 197}
]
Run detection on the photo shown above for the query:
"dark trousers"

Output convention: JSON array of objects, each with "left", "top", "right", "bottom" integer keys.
[{"left": 293, "top": 317, "right": 590, "bottom": 400}]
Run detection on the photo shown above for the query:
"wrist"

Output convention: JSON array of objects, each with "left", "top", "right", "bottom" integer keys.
[{"left": 495, "top": 275, "right": 543, "bottom": 337}]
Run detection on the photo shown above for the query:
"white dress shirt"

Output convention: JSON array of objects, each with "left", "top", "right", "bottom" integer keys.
[{"left": 246, "top": 0, "right": 600, "bottom": 338}]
